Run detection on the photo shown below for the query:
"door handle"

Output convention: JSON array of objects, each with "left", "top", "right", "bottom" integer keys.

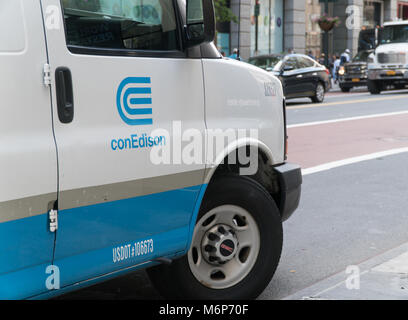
[
  {"left": 55, "top": 67, "right": 74, "bottom": 124},
  {"left": 296, "top": 74, "right": 303, "bottom": 78}
]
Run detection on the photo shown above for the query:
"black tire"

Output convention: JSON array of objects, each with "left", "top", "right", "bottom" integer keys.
[
  {"left": 368, "top": 80, "right": 381, "bottom": 94},
  {"left": 147, "top": 174, "right": 283, "bottom": 300},
  {"left": 340, "top": 86, "right": 351, "bottom": 93},
  {"left": 311, "top": 82, "right": 325, "bottom": 103}
]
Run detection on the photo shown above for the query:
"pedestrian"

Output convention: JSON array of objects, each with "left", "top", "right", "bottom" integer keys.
[
  {"left": 340, "top": 49, "right": 351, "bottom": 65},
  {"left": 318, "top": 53, "right": 325, "bottom": 65},
  {"left": 332, "top": 55, "right": 341, "bottom": 84},
  {"left": 329, "top": 54, "right": 336, "bottom": 74},
  {"left": 307, "top": 50, "right": 316, "bottom": 61},
  {"left": 229, "top": 48, "right": 239, "bottom": 60}
]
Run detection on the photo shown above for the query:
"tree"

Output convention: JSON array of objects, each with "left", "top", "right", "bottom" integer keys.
[{"left": 214, "top": 0, "right": 238, "bottom": 23}]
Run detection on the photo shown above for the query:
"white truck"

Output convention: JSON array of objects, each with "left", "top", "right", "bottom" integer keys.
[
  {"left": 0, "top": 0, "right": 301, "bottom": 299},
  {"left": 367, "top": 21, "right": 408, "bottom": 94}
]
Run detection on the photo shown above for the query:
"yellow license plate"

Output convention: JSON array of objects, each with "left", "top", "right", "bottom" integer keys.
[
  {"left": 386, "top": 70, "right": 396, "bottom": 76},
  {"left": 352, "top": 78, "right": 360, "bottom": 82}
]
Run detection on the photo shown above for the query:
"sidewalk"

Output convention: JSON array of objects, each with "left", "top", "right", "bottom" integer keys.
[
  {"left": 284, "top": 241, "right": 408, "bottom": 300},
  {"left": 330, "top": 81, "right": 341, "bottom": 92},
  {"left": 328, "top": 80, "right": 368, "bottom": 94}
]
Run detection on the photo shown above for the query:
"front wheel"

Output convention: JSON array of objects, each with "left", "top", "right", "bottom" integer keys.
[
  {"left": 368, "top": 80, "right": 382, "bottom": 94},
  {"left": 311, "top": 82, "right": 325, "bottom": 103},
  {"left": 147, "top": 174, "right": 283, "bottom": 300}
]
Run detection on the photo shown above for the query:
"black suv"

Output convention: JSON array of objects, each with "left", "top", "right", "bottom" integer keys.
[{"left": 338, "top": 50, "right": 373, "bottom": 92}]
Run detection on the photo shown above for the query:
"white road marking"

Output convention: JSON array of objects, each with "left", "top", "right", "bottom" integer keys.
[
  {"left": 288, "top": 110, "right": 408, "bottom": 128},
  {"left": 302, "top": 147, "right": 408, "bottom": 176},
  {"left": 305, "top": 270, "right": 370, "bottom": 299},
  {"left": 287, "top": 94, "right": 408, "bottom": 110},
  {"left": 372, "top": 251, "right": 408, "bottom": 274}
]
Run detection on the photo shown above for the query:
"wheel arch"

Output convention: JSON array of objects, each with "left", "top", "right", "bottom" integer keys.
[
  {"left": 203, "top": 138, "right": 277, "bottom": 184},
  {"left": 186, "top": 141, "right": 284, "bottom": 252}
]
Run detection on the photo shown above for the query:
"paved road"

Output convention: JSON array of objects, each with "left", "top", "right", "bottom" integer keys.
[
  {"left": 60, "top": 90, "right": 408, "bottom": 300},
  {"left": 262, "top": 90, "right": 408, "bottom": 299},
  {"left": 287, "top": 89, "right": 408, "bottom": 125}
]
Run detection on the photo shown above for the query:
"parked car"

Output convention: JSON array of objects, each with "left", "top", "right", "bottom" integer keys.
[
  {"left": 273, "top": 54, "right": 331, "bottom": 103},
  {"left": 338, "top": 50, "right": 374, "bottom": 92},
  {"left": 249, "top": 54, "right": 330, "bottom": 103}
]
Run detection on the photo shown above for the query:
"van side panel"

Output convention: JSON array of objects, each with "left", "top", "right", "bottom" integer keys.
[
  {"left": 0, "top": 215, "right": 52, "bottom": 299},
  {"left": 41, "top": 0, "right": 206, "bottom": 289},
  {"left": 54, "top": 185, "right": 203, "bottom": 287},
  {"left": 0, "top": 1, "right": 58, "bottom": 299}
]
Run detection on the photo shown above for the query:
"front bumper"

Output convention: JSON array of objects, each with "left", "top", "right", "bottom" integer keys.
[
  {"left": 368, "top": 68, "right": 408, "bottom": 81},
  {"left": 273, "top": 163, "right": 302, "bottom": 222},
  {"left": 339, "top": 75, "right": 367, "bottom": 87}
]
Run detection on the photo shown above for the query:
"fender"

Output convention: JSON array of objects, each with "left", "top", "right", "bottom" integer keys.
[
  {"left": 204, "top": 137, "right": 276, "bottom": 184},
  {"left": 184, "top": 138, "right": 276, "bottom": 252}
]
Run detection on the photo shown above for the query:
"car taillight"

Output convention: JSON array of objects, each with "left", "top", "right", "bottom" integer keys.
[{"left": 325, "top": 68, "right": 330, "bottom": 75}]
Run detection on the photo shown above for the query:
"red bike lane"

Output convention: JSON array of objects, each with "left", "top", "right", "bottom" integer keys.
[{"left": 287, "top": 113, "right": 408, "bottom": 169}]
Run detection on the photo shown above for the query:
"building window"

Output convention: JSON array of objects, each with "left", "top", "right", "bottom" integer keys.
[
  {"left": 398, "top": 2, "right": 408, "bottom": 20},
  {"left": 363, "top": 0, "right": 383, "bottom": 28},
  {"left": 217, "top": 32, "right": 230, "bottom": 56},
  {"left": 250, "top": 0, "right": 283, "bottom": 56}
]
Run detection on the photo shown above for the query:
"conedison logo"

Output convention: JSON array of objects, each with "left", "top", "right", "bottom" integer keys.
[{"left": 116, "top": 77, "right": 153, "bottom": 126}]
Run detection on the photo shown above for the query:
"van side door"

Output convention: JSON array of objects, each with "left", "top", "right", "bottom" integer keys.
[
  {"left": 40, "top": 0, "right": 206, "bottom": 288},
  {"left": 0, "top": 1, "right": 58, "bottom": 299}
]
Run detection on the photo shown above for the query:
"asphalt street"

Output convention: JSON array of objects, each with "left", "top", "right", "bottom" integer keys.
[
  {"left": 59, "top": 89, "right": 408, "bottom": 300},
  {"left": 286, "top": 89, "right": 408, "bottom": 125}
]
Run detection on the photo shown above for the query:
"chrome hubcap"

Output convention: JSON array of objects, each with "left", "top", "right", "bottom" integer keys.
[
  {"left": 188, "top": 205, "right": 260, "bottom": 289},
  {"left": 316, "top": 84, "right": 324, "bottom": 101},
  {"left": 202, "top": 224, "right": 239, "bottom": 264}
]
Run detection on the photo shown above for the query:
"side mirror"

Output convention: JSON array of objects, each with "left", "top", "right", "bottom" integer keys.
[
  {"left": 185, "top": 0, "right": 215, "bottom": 48},
  {"left": 282, "top": 65, "right": 294, "bottom": 73}
]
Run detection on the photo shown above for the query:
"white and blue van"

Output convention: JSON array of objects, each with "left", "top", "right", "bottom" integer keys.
[{"left": 0, "top": 0, "right": 301, "bottom": 299}]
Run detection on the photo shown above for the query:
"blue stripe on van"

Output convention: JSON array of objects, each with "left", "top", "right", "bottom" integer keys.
[
  {"left": 0, "top": 183, "right": 207, "bottom": 299},
  {"left": 0, "top": 213, "right": 54, "bottom": 299},
  {"left": 53, "top": 184, "right": 205, "bottom": 289}
]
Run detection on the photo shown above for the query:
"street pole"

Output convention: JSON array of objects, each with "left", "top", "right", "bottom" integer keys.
[
  {"left": 238, "top": 0, "right": 241, "bottom": 59},
  {"left": 323, "top": 0, "right": 329, "bottom": 67},
  {"left": 255, "top": 0, "right": 260, "bottom": 54}
]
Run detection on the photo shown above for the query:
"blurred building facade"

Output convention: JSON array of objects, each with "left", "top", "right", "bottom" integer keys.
[
  {"left": 220, "top": 0, "right": 408, "bottom": 61},
  {"left": 217, "top": 0, "right": 305, "bottom": 59}
]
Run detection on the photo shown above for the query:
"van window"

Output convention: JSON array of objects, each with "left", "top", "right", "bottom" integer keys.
[
  {"left": 61, "top": 0, "right": 179, "bottom": 52},
  {"left": 187, "top": 0, "right": 203, "bottom": 23}
]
